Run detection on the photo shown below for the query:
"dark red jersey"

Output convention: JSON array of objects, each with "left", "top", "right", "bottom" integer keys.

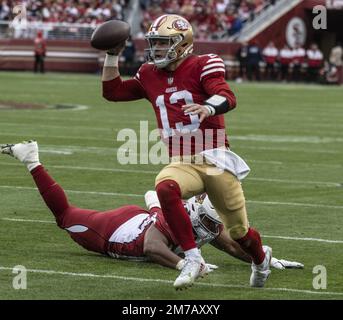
[
  {"left": 34, "top": 37, "right": 46, "bottom": 56},
  {"left": 103, "top": 54, "right": 237, "bottom": 156},
  {"left": 62, "top": 205, "right": 177, "bottom": 259}
]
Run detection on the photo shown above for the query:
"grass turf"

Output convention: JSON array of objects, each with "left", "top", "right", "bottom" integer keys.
[{"left": 0, "top": 71, "right": 342, "bottom": 300}]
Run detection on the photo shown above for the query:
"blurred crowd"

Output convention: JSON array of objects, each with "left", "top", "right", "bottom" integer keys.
[
  {"left": 236, "top": 41, "right": 343, "bottom": 84},
  {"left": 0, "top": 0, "right": 129, "bottom": 24},
  {"left": 138, "top": 0, "right": 277, "bottom": 39},
  {"left": 0, "top": 0, "right": 277, "bottom": 37}
]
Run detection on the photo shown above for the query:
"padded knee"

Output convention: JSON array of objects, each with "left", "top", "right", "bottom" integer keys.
[
  {"left": 229, "top": 224, "right": 249, "bottom": 240},
  {"left": 155, "top": 179, "right": 181, "bottom": 206}
]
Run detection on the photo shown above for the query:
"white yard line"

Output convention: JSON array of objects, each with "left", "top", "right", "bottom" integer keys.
[
  {"left": 0, "top": 185, "right": 342, "bottom": 209},
  {"left": 0, "top": 162, "right": 341, "bottom": 186},
  {"left": 246, "top": 199, "right": 343, "bottom": 210},
  {"left": 262, "top": 235, "right": 343, "bottom": 244},
  {"left": 3, "top": 131, "right": 343, "bottom": 146},
  {"left": 2, "top": 217, "right": 343, "bottom": 244},
  {"left": 0, "top": 185, "right": 142, "bottom": 198},
  {"left": 239, "top": 145, "right": 342, "bottom": 154},
  {"left": 231, "top": 135, "right": 343, "bottom": 144},
  {"left": 0, "top": 122, "right": 110, "bottom": 132},
  {"left": 0, "top": 266, "right": 341, "bottom": 296},
  {"left": 1, "top": 132, "right": 115, "bottom": 142},
  {"left": 1, "top": 217, "right": 55, "bottom": 224}
]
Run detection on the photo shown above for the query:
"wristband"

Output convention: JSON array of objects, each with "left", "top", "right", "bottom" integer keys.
[
  {"left": 204, "top": 105, "right": 215, "bottom": 116},
  {"left": 144, "top": 191, "right": 161, "bottom": 210},
  {"left": 104, "top": 54, "right": 119, "bottom": 67},
  {"left": 204, "top": 95, "right": 229, "bottom": 115}
]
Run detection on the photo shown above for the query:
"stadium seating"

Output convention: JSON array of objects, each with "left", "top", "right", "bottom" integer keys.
[
  {"left": 138, "top": 0, "right": 278, "bottom": 40},
  {"left": 0, "top": 0, "right": 276, "bottom": 39},
  {"left": 0, "top": 0, "right": 129, "bottom": 24}
]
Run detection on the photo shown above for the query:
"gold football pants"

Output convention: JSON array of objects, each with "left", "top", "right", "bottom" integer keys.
[{"left": 155, "top": 160, "right": 249, "bottom": 240}]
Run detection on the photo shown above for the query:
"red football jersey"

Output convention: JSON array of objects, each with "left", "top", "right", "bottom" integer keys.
[
  {"left": 103, "top": 54, "right": 237, "bottom": 156},
  {"left": 64, "top": 205, "right": 177, "bottom": 259}
]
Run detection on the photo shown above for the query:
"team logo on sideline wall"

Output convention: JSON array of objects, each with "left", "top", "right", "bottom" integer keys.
[{"left": 286, "top": 17, "right": 307, "bottom": 48}]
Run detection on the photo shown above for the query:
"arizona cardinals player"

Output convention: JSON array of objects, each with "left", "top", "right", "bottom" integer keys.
[
  {"left": 0, "top": 141, "right": 304, "bottom": 273},
  {"left": 102, "top": 14, "right": 272, "bottom": 289}
]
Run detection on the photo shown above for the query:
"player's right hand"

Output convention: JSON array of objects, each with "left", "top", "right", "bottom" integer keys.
[
  {"left": 107, "top": 40, "right": 126, "bottom": 56},
  {"left": 270, "top": 257, "right": 304, "bottom": 269},
  {"left": 204, "top": 263, "right": 219, "bottom": 273}
]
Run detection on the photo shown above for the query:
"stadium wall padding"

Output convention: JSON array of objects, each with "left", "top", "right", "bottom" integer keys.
[{"left": 0, "top": 39, "right": 240, "bottom": 73}]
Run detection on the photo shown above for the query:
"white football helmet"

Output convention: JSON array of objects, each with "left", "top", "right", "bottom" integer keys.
[{"left": 185, "top": 194, "right": 222, "bottom": 247}]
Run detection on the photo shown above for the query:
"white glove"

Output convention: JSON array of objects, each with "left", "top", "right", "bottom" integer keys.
[
  {"left": 204, "top": 263, "right": 219, "bottom": 273},
  {"left": 144, "top": 190, "right": 161, "bottom": 210},
  {"left": 270, "top": 257, "right": 304, "bottom": 270}
]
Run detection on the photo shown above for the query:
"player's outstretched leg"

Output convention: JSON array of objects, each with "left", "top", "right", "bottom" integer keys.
[
  {"left": 1, "top": 140, "right": 70, "bottom": 227},
  {"left": 156, "top": 179, "right": 207, "bottom": 290},
  {"left": 205, "top": 170, "right": 272, "bottom": 287}
]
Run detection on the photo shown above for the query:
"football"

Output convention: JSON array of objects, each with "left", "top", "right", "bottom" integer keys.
[{"left": 90, "top": 20, "right": 130, "bottom": 51}]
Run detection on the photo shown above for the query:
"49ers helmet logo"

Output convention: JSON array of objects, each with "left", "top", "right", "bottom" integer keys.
[{"left": 172, "top": 19, "right": 189, "bottom": 31}]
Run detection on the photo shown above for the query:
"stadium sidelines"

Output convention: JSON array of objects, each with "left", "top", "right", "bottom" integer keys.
[
  {"left": 0, "top": 162, "right": 341, "bottom": 186},
  {"left": 0, "top": 266, "right": 342, "bottom": 297},
  {"left": 0, "top": 185, "right": 342, "bottom": 210}
]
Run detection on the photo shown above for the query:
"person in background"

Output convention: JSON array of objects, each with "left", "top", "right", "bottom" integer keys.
[
  {"left": 262, "top": 41, "right": 278, "bottom": 80},
  {"left": 279, "top": 44, "right": 293, "bottom": 82},
  {"left": 34, "top": 30, "right": 46, "bottom": 73},
  {"left": 329, "top": 42, "right": 343, "bottom": 85},
  {"left": 246, "top": 40, "right": 262, "bottom": 81},
  {"left": 236, "top": 41, "right": 249, "bottom": 83},
  {"left": 292, "top": 44, "right": 306, "bottom": 82},
  {"left": 306, "top": 43, "right": 323, "bottom": 83},
  {"left": 122, "top": 36, "right": 137, "bottom": 76}
]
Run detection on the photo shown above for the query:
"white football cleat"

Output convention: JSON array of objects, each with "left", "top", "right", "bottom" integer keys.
[
  {"left": 0, "top": 140, "right": 39, "bottom": 166},
  {"left": 250, "top": 246, "right": 272, "bottom": 288},
  {"left": 173, "top": 257, "right": 207, "bottom": 290}
]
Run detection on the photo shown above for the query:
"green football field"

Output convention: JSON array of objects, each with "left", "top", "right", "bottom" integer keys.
[{"left": 0, "top": 71, "right": 342, "bottom": 300}]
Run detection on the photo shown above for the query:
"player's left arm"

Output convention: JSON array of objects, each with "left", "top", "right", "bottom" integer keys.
[
  {"left": 143, "top": 224, "right": 183, "bottom": 269},
  {"left": 211, "top": 229, "right": 304, "bottom": 269},
  {"left": 210, "top": 229, "right": 252, "bottom": 263},
  {"left": 182, "top": 63, "right": 237, "bottom": 122},
  {"left": 143, "top": 191, "right": 182, "bottom": 268}
]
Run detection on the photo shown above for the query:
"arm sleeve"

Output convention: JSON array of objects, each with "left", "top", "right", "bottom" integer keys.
[
  {"left": 201, "top": 75, "right": 237, "bottom": 110},
  {"left": 102, "top": 77, "right": 147, "bottom": 102}
]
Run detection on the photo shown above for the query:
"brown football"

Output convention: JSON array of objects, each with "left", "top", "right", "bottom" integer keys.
[{"left": 90, "top": 20, "right": 130, "bottom": 51}]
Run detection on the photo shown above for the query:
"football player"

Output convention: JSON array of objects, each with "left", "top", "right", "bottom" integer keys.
[
  {"left": 102, "top": 14, "right": 271, "bottom": 289},
  {"left": 0, "top": 141, "right": 304, "bottom": 275}
]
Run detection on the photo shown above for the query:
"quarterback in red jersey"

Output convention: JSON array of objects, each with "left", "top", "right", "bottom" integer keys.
[
  {"left": 102, "top": 14, "right": 271, "bottom": 289},
  {"left": 0, "top": 141, "right": 304, "bottom": 273}
]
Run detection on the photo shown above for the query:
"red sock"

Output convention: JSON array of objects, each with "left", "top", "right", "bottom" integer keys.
[
  {"left": 156, "top": 180, "right": 197, "bottom": 252},
  {"left": 31, "top": 165, "right": 70, "bottom": 225},
  {"left": 235, "top": 228, "right": 265, "bottom": 265}
]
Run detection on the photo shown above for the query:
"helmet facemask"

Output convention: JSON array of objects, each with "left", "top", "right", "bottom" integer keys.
[
  {"left": 196, "top": 205, "right": 221, "bottom": 239},
  {"left": 145, "top": 34, "right": 184, "bottom": 69},
  {"left": 184, "top": 199, "right": 221, "bottom": 245}
]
